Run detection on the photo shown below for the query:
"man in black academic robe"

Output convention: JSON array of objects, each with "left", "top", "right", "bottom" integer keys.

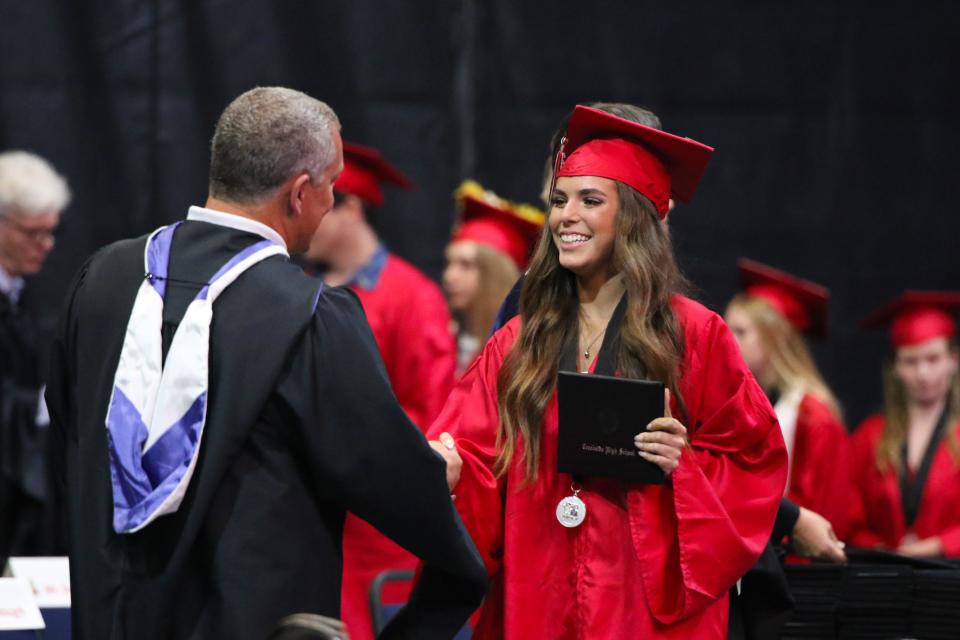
[
  {"left": 0, "top": 150, "right": 70, "bottom": 563},
  {"left": 45, "top": 87, "right": 486, "bottom": 640}
]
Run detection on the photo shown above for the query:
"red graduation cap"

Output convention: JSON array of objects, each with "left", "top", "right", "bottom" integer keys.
[
  {"left": 862, "top": 291, "right": 960, "bottom": 348},
  {"left": 334, "top": 142, "right": 414, "bottom": 207},
  {"left": 452, "top": 181, "right": 545, "bottom": 269},
  {"left": 554, "top": 105, "right": 714, "bottom": 218},
  {"left": 738, "top": 258, "right": 830, "bottom": 338}
]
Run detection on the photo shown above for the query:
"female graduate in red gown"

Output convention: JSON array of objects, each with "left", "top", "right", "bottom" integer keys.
[
  {"left": 724, "top": 259, "right": 852, "bottom": 544},
  {"left": 443, "top": 181, "right": 543, "bottom": 375},
  {"left": 427, "top": 106, "right": 788, "bottom": 639},
  {"left": 849, "top": 292, "right": 960, "bottom": 558}
]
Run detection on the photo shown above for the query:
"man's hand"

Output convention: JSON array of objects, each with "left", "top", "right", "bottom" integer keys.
[
  {"left": 792, "top": 507, "right": 846, "bottom": 563},
  {"left": 428, "top": 432, "right": 462, "bottom": 492}
]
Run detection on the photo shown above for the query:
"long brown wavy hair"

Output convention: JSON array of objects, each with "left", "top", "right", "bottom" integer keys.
[
  {"left": 875, "top": 343, "right": 960, "bottom": 473},
  {"left": 494, "top": 182, "right": 689, "bottom": 482}
]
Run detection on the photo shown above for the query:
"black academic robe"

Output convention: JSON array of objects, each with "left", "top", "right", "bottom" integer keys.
[
  {"left": 0, "top": 285, "right": 64, "bottom": 560},
  {"left": 45, "top": 220, "right": 487, "bottom": 640}
]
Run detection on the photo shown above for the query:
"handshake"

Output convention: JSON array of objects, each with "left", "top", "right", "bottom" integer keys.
[{"left": 429, "top": 432, "right": 461, "bottom": 492}]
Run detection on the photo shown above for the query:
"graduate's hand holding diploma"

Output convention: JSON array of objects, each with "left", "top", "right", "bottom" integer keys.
[
  {"left": 634, "top": 389, "right": 687, "bottom": 477},
  {"left": 428, "top": 432, "right": 461, "bottom": 492}
]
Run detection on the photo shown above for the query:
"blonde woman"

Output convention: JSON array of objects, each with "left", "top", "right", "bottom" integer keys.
[
  {"left": 443, "top": 181, "right": 543, "bottom": 374},
  {"left": 724, "top": 259, "right": 851, "bottom": 542},
  {"left": 850, "top": 292, "right": 960, "bottom": 558}
]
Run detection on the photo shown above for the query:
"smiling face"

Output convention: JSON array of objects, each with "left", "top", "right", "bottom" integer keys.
[
  {"left": 894, "top": 336, "right": 959, "bottom": 407},
  {"left": 549, "top": 175, "right": 619, "bottom": 286}
]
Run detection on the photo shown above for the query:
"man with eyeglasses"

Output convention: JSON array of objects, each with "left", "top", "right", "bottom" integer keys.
[{"left": 0, "top": 150, "right": 70, "bottom": 564}]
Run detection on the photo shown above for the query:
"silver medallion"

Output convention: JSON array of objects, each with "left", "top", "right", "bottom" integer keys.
[{"left": 556, "top": 494, "right": 587, "bottom": 528}]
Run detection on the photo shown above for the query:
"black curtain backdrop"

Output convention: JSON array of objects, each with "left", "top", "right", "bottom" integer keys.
[{"left": 2, "top": 0, "right": 958, "bottom": 427}]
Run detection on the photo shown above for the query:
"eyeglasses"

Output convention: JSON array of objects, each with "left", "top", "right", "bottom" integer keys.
[{"left": 0, "top": 216, "right": 59, "bottom": 243}]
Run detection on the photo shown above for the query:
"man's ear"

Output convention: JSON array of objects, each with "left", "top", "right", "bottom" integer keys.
[{"left": 288, "top": 173, "right": 312, "bottom": 217}]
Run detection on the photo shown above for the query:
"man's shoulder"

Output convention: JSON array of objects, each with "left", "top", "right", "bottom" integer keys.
[
  {"left": 84, "top": 232, "right": 321, "bottom": 316},
  {"left": 87, "top": 233, "right": 152, "bottom": 268},
  {"left": 313, "top": 281, "right": 361, "bottom": 308},
  {"left": 236, "top": 257, "right": 329, "bottom": 319},
  {"left": 69, "top": 234, "right": 153, "bottom": 300}
]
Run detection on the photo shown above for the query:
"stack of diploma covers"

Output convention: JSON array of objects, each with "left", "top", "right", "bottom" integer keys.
[{"left": 783, "top": 549, "right": 960, "bottom": 639}]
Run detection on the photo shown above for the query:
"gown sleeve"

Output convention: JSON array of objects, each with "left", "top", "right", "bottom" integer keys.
[
  {"left": 275, "top": 286, "right": 486, "bottom": 638},
  {"left": 846, "top": 420, "right": 890, "bottom": 549},
  {"left": 923, "top": 432, "right": 960, "bottom": 555},
  {"left": 788, "top": 396, "right": 853, "bottom": 539},
  {"left": 772, "top": 497, "right": 801, "bottom": 542},
  {"left": 45, "top": 254, "right": 98, "bottom": 490},
  {"left": 937, "top": 523, "right": 960, "bottom": 556},
  {"left": 425, "top": 325, "right": 512, "bottom": 578},
  {"left": 627, "top": 309, "right": 788, "bottom": 624}
]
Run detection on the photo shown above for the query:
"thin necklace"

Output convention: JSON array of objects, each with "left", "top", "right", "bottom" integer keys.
[{"left": 580, "top": 325, "right": 606, "bottom": 365}]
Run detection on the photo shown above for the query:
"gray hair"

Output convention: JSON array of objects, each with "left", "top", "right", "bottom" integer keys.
[
  {"left": 0, "top": 151, "right": 71, "bottom": 218},
  {"left": 209, "top": 87, "right": 341, "bottom": 203}
]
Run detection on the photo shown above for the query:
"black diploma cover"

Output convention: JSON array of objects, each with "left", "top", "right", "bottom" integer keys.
[{"left": 556, "top": 294, "right": 667, "bottom": 484}]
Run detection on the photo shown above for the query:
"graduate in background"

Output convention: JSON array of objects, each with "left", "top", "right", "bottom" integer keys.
[
  {"left": 427, "top": 105, "right": 786, "bottom": 638},
  {"left": 304, "top": 142, "right": 456, "bottom": 429},
  {"left": 849, "top": 291, "right": 960, "bottom": 558},
  {"left": 303, "top": 143, "right": 459, "bottom": 640},
  {"left": 44, "top": 87, "right": 486, "bottom": 640},
  {"left": 725, "top": 259, "right": 851, "bottom": 548},
  {"left": 443, "top": 181, "right": 543, "bottom": 375}
]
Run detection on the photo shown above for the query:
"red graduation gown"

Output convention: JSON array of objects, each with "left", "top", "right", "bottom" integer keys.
[
  {"left": 341, "top": 252, "right": 458, "bottom": 640},
  {"left": 848, "top": 415, "right": 960, "bottom": 556},
  {"left": 786, "top": 394, "right": 852, "bottom": 539},
  {"left": 428, "top": 295, "right": 787, "bottom": 639},
  {"left": 349, "top": 253, "right": 456, "bottom": 429}
]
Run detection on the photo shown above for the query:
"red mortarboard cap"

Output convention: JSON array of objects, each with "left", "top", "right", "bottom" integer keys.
[
  {"left": 333, "top": 142, "right": 414, "bottom": 207},
  {"left": 861, "top": 291, "right": 960, "bottom": 348},
  {"left": 738, "top": 258, "right": 830, "bottom": 338},
  {"left": 452, "top": 181, "right": 545, "bottom": 269},
  {"left": 554, "top": 105, "right": 714, "bottom": 218}
]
